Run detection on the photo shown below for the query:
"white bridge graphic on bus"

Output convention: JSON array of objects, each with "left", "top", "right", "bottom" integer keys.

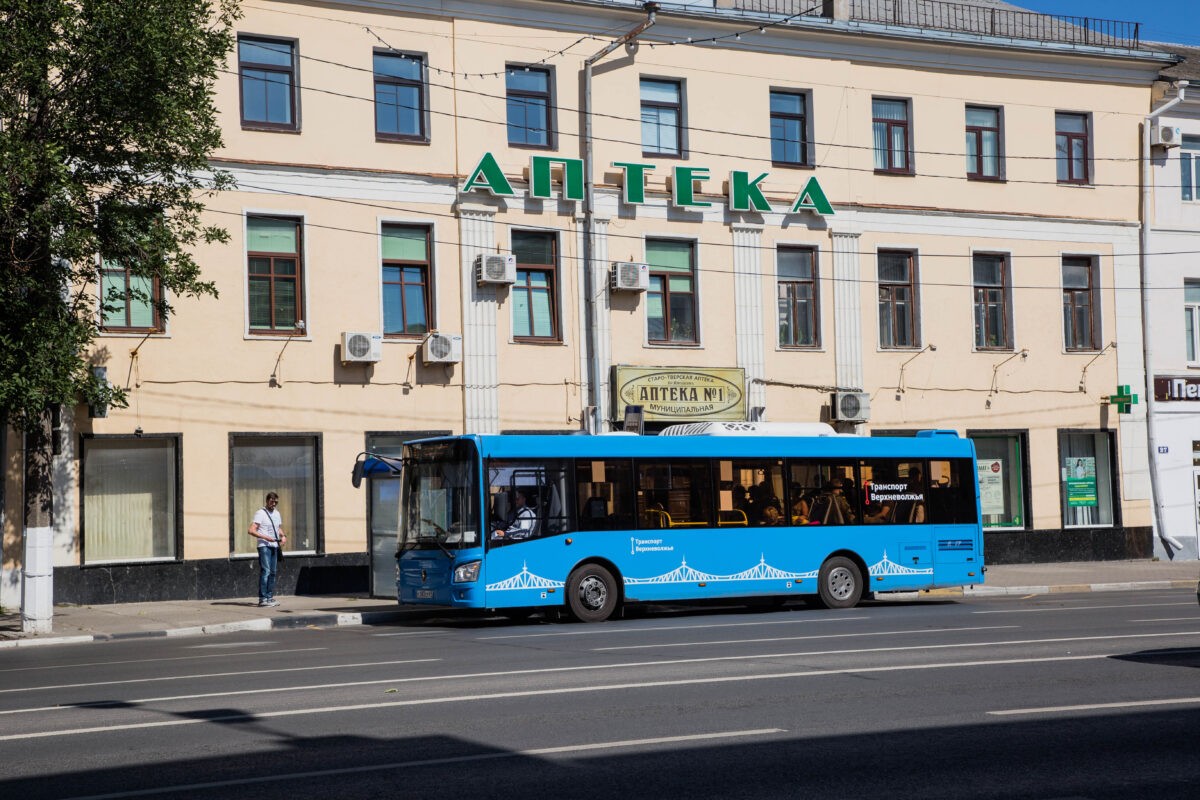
[{"left": 485, "top": 551, "right": 931, "bottom": 592}]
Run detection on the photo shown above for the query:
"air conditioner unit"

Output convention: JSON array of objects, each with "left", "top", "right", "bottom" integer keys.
[
  {"left": 610, "top": 261, "right": 650, "bottom": 292},
  {"left": 475, "top": 254, "right": 517, "bottom": 285},
  {"left": 422, "top": 332, "right": 463, "bottom": 365},
  {"left": 1151, "top": 123, "right": 1182, "bottom": 148},
  {"left": 341, "top": 331, "right": 382, "bottom": 363},
  {"left": 831, "top": 391, "right": 871, "bottom": 423}
]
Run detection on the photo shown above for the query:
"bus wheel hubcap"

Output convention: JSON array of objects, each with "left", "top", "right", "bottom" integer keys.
[
  {"left": 828, "top": 567, "right": 854, "bottom": 600},
  {"left": 579, "top": 575, "right": 607, "bottom": 609}
]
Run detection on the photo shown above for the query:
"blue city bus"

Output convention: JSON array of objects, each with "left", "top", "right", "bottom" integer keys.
[{"left": 353, "top": 422, "right": 984, "bottom": 621}]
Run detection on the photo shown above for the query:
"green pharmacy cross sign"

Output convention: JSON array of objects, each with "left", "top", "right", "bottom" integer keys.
[{"left": 1107, "top": 385, "right": 1138, "bottom": 414}]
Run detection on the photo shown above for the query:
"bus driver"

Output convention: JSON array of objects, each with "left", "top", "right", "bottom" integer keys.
[{"left": 492, "top": 490, "right": 537, "bottom": 541}]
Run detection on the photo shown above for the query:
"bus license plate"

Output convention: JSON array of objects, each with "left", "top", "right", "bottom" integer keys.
[{"left": 416, "top": 589, "right": 434, "bottom": 599}]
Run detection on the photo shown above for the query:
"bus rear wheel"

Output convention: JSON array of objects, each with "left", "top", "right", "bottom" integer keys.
[
  {"left": 567, "top": 564, "right": 619, "bottom": 622},
  {"left": 817, "top": 556, "right": 863, "bottom": 609}
]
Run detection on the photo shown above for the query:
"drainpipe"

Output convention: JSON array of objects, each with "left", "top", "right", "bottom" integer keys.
[
  {"left": 582, "top": 2, "right": 657, "bottom": 433},
  {"left": 1141, "top": 80, "right": 1188, "bottom": 552}
]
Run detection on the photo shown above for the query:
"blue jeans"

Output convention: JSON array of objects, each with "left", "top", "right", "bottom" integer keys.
[{"left": 258, "top": 545, "right": 279, "bottom": 602}]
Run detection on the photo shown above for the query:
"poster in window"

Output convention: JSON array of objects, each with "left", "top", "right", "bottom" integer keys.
[
  {"left": 976, "top": 459, "right": 1005, "bottom": 516},
  {"left": 1064, "top": 457, "right": 1097, "bottom": 507}
]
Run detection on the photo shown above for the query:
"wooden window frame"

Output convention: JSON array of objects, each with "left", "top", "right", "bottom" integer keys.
[
  {"left": 246, "top": 216, "right": 304, "bottom": 336},
  {"left": 1062, "top": 255, "right": 1099, "bottom": 351},
  {"left": 99, "top": 261, "right": 163, "bottom": 333},
  {"left": 505, "top": 65, "right": 554, "bottom": 149},
  {"left": 640, "top": 78, "right": 684, "bottom": 159},
  {"left": 770, "top": 90, "right": 809, "bottom": 168},
  {"left": 877, "top": 249, "right": 918, "bottom": 349},
  {"left": 965, "top": 104, "right": 1003, "bottom": 181},
  {"left": 373, "top": 49, "right": 427, "bottom": 143},
  {"left": 1055, "top": 112, "right": 1090, "bottom": 185},
  {"left": 511, "top": 230, "right": 560, "bottom": 342},
  {"left": 238, "top": 35, "right": 299, "bottom": 132},
  {"left": 872, "top": 97, "right": 912, "bottom": 175},
  {"left": 381, "top": 224, "right": 432, "bottom": 338},
  {"left": 972, "top": 252, "right": 1011, "bottom": 350},
  {"left": 777, "top": 245, "right": 820, "bottom": 348},
  {"left": 646, "top": 239, "right": 698, "bottom": 345}
]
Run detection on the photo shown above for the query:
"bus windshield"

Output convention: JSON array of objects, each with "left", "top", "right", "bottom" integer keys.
[{"left": 400, "top": 439, "right": 480, "bottom": 550}]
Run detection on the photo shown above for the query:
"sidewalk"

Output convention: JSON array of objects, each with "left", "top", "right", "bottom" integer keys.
[{"left": 1, "top": 560, "right": 1196, "bottom": 648}]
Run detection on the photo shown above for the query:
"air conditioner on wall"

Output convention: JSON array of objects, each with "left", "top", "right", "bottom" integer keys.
[
  {"left": 610, "top": 261, "right": 650, "bottom": 292},
  {"left": 341, "top": 331, "right": 383, "bottom": 363},
  {"left": 1151, "top": 123, "right": 1182, "bottom": 148},
  {"left": 422, "top": 332, "right": 463, "bottom": 365},
  {"left": 475, "top": 254, "right": 517, "bottom": 285},
  {"left": 831, "top": 391, "right": 871, "bottom": 423}
]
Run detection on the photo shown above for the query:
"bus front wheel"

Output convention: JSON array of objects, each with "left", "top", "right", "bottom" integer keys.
[
  {"left": 567, "top": 564, "right": 619, "bottom": 622},
  {"left": 817, "top": 556, "right": 863, "bottom": 609}
]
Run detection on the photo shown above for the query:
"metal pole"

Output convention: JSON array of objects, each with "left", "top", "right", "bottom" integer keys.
[{"left": 582, "top": 3, "right": 657, "bottom": 433}]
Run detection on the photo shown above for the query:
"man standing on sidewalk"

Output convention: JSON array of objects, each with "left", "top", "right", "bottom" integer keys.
[{"left": 249, "top": 492, "right": 286, "bottom": 608}]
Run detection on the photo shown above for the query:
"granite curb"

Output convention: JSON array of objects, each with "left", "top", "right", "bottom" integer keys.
[{"left": 0, "top": 608, "right": 412, "bottom": 649}]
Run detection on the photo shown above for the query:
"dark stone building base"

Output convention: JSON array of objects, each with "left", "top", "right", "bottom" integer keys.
[
  {"left": 984, "top": 526, "right": 1152, "bottom": 564},
  {"left": 53, "top": 553, "right": 370, "bottom": 605}
]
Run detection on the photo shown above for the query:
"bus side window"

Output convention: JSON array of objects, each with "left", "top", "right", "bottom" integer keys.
[
  {"left": 928, "top": 459, "right": 979, "bottom": 524},
  {"left": 574, "top": 458, "right": 634, "bottom": 531}
]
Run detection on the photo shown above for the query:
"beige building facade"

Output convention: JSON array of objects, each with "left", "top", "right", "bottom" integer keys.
[{"left": 0, "top": 0, "right": 1180, "bottom": 608}]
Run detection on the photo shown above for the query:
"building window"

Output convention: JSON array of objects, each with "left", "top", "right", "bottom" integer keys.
[
  {"left": 973, "top": 253, "right": 1011, "bottom": 349},
  {"left": 1181, "top": 135, "right": 1200, "bottom": 201},
  {"left": 966, "top": 105, "right": 1001, "bottom": 180},
  {"left": 247, "top": 216, "right": 304, "bottom": 334},
  {"left": 231, "top": 434, "right": 320, "bottom": 556},
  {"left": 777, "top": 246, "right": 819, "bottom": 347},
  {"left": 381, "top": 224, "right": 431, "bottom": 336},
  {"left": 1060, "top": 431, "right": 1115, "bottom": 528},
  {"left": 99, "top": 260, "right": 162, "bottom": 332},
  {"left": 82, "top": 436, "right": 180, "bottom": 563},
  {"left": 646, "top": 239, "right": 697, "bottom": 344},
  {"left": 1062, "top": 256, "right": 1099, "bottom": 351},
  {"left": 1185, "top": 281, "right": 1200, "bottom": 363},
  {"left": 1055, "top": 112, "right": 1090, "bottom": 184},
  {"left": 969, "top": 432, "right": 1028, "bottom": 528},
  {"left": 872, "top": 98, "right": 911, "bottom": 173},
  {"left": 238, "top": 36, "right": 297, "bottom": 130},
  {"left": 770, "top": 90, "right": 808, "bottom": 166},
  {"left": 877, "top": 250, "right": 917, "bottom": 348},
  {"left": 374, "top": 51, "right": 426, "bottom": 141},
  {"left": 511, "top": 230, "right": 559, "bottom": 340},
  {"left": 641, "top": 78, "right": 683, "bottom": 157},
  {"left": 506, "top": 66, "right": 552, "bottom": 148}
]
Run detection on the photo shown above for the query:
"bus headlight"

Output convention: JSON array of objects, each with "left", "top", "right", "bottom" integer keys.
[{"left": 453, "top": 560, "right": 481, "bottom": 583}]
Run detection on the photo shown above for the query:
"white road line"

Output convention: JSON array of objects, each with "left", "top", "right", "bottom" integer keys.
[
  {"left": 973, "top": 602, "right": 1193, "bottom": 614},
  {"left": 57, "top": 729, "right": 788, "bottom": 799},
  {"left": 5, "top": 630, "right": 1199, "bottom": 715},
  {"left": 593, "top": 625, "right": 1018, "bottom": 651},
  {"left": 371, "top": 630, "right": 450, "bottom": 637},
  {"left": 0, "top": 654, "right": 1113, "bottom": 742},
  {"left": 989, "top": 697, "right": 1200, "bottom": 716},
  {"left": 0, "top": 648, "right": 325, "bottom": 674},
  {"left": 1130, "top": 618, "right": 1200, "bottom": 623},
  {"left": 475, "top": 615, "right": 863, "bottom": 640},
  {"left": 0, "top": 659, "right": 440, "bottom": 695}
]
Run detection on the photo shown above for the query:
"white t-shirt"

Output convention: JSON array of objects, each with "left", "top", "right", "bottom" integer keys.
[{"left": 253, "top": 507, "right": 283, "bottom": 548}]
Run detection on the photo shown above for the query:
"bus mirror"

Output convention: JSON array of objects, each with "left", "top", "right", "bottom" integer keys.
[{"left": 352, "top": 460, "right": 366, "bottom": 489}]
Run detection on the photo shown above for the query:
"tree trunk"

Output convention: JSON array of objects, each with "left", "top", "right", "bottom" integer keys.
[{"left": 22, "top": 412, "right": 54, "bottom": 633}]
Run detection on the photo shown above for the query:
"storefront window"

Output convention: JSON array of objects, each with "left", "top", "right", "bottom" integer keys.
[
  {"left": 1059, "top": 431, "right": 1114, "bottom": 527},
  {"left": 82, "top": 437, "right": 179, "bottom": 563},
  {"left": 970, "top": 433, "right": 1027, "bottom": 528},
  {"left": 231, "top": 434, "right": 320, "bottom": 555}
]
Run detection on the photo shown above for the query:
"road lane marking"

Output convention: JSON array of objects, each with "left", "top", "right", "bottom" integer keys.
[
  {"left": 989, "top": 697, "right": 1200, "bottom": 716},
  {"left": 0, "top": 648, "right": 325, "bottom": 674},
  {"left": 0, "top": 654, "right": 1115, "bottom": 742},
  {"left": 56, "top": 729, "right": 788, "bottom": 799},
  {"left": 0, "top": 659, "right": 440, "bottom": 695},
  {"left": 593, "top": 625, "right": 1018, "bottom": 651},
  {"left": 1130, "top": 618, "right": 1200, "bottom": 623},
  {"left": 973, "top": 602, "right": 1193, "bottom": 614},
  {"left": 475, "top": 616, "right": 863, "bottom": 640},
  {"left": 4, "top": 630, "right": 1199, "bottom": 715}
]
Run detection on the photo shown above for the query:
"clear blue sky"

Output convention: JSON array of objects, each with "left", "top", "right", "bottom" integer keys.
[
  {"left": 671, "top": 1, "right": 1200, "bottom": 47},
  {"left": 1017, "top": 0, "right": 1200, "bottom": 47}
]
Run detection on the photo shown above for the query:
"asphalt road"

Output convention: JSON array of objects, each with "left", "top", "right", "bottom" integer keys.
[{"left": 1, "top": 590, "right": 1198, "bottom": 800}]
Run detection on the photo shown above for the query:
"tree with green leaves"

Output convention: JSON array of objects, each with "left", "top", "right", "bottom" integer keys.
[{"left": 0, "top": 0, "right": 239, "bottom": 629}]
